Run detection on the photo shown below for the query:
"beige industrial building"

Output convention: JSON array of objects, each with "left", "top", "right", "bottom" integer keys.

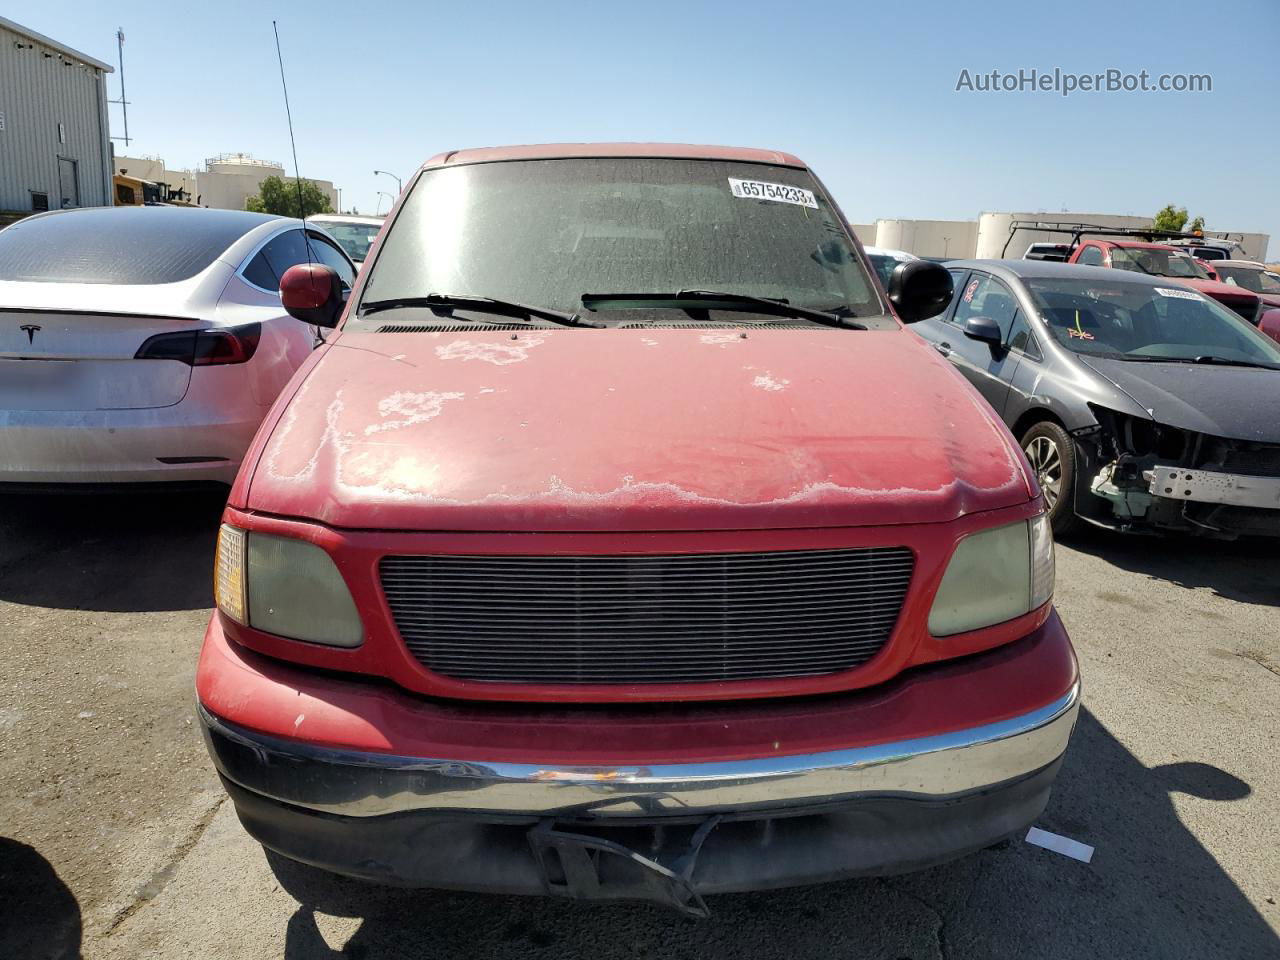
[
  {"left": 0, "top": 16, "right": 114, "bottom": 216},
  {"left": 854, "top": 212, "right": 1270, "bottom": 263},
  {"left": 114, "top": 152, "right": 338, "bottom": 212}
]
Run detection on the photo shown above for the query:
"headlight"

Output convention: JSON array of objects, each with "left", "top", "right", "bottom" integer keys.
[
  {"left": 214, "top": 524, "right": 363, "bottom": 647},
  {"left": 928, "top": 515, "right": 1055, "bottom": 637}
]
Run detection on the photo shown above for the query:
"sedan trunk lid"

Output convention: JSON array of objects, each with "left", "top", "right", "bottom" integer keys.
[{"left": 0, "top": 276, "right": 223, "bottom": 412}]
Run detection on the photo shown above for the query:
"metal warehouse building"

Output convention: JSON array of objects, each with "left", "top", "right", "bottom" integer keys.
[{"left": 0, "top": 16, "right": 113, "bottom": 216}]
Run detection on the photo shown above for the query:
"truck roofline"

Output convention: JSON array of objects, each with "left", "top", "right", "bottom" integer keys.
[{"left": 422, "top": 143, "right": 807, "bottom": 170}]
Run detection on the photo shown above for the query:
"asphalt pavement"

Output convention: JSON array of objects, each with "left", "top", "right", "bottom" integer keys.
[{"left": 1, "top": 491, "right": 1276, "bottom": 959}]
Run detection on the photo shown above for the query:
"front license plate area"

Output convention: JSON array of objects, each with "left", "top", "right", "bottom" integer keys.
[{"left": 528, "top": 822, "right": 713, "bottom": 917}]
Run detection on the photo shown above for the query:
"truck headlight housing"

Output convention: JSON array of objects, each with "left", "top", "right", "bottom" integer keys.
[
  {"left": 928, "top": 515, "right": 1055, "bottom": 637},
  {"left": 214, "top": 524, "right": 363, "bottom": 647}
]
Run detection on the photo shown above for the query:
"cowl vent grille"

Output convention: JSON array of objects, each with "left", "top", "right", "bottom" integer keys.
[
  {"left": 376, "top": 324, "right": 534, "bottom": 333},
  {"left": 617, "top": 321, "right": 822, "bottom": 329}
]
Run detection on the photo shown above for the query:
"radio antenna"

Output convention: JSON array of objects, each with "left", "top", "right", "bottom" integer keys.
[
  {"left": 271, "top": 20, "right": 311, "bottom": 254},
  {"left": 108, "top": 28, "right": 130, "bottom": 145}
]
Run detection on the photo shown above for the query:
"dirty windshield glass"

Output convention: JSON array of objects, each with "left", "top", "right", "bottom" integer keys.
[
  {"left": 1216, "top": 265, "right": 1280, "bottom": 295},
  {"left": 358, "top": 158, "right": 880, "bottom": 321},
  {"left": 1026, "top": 278, "right": 1280, "bottom": 364},
  {"left": 1109, "top": 247, "right": 1206, "bottom": 279}
]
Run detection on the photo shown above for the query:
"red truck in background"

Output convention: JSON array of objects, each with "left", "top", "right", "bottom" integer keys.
[
  {"left": 1212, "top": 260, "right": 1280, "bottom": 345},
  {"left": 1064, "top": 239, "right": 1263, "bottom": 323},
  {"left": 1006, "top": 222, "right": 1267, "bottom": 326}
]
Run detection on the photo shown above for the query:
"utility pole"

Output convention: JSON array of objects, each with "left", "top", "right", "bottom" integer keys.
[{"left": 108, "top": 28, "right": 130, "bottom": 145}]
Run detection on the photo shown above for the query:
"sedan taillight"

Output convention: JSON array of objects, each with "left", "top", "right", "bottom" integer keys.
[{"left": 135, "top": 323, "right": 261, "bottom": 366}]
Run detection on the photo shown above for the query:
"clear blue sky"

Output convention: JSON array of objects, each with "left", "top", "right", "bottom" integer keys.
[{"left": 20, "top": 0, "right": 1280, "bottom": 256}]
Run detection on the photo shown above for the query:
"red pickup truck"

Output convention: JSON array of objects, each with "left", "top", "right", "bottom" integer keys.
[
  {"left": 1066, "top": 239, "right": 1263, "bottom": 323},
  {"left": 197, "top": 144, "right": 1076, "bottom": 914}
]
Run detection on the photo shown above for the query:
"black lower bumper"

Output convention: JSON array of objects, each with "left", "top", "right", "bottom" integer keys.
[{"left": 223, "top": 758, "right": 1062, "bottom": 914}]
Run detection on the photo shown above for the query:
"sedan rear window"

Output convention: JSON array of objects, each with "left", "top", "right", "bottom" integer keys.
[{"left": 0, "top": 207, "right": 277, "bottom": 285}]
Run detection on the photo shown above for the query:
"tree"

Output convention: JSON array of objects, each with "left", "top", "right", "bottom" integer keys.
[
  {"left": 1152, "top": 204, "right": 1189, "bottom": 233},
  {"left": 245, "top": 176, "right": 333, "bottom": 217},
  {"left": 1151, "top": 205, "right": 1207, "bottom": 235}
]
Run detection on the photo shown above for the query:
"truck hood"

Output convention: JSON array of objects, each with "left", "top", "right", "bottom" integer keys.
[
  {"left": 1179, "top": 277, "right": 1259, "bottom": 305},
  {"left": 247, "top": 327, "right": 1030, "bottom": 531},
  {"left": 1081, "top": 356, "right": 1280, "bottom": 443}
]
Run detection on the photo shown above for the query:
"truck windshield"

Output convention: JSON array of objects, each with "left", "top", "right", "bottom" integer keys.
[
  {"left": 1216, "top": 266, "right": 1280, "bottom": 295},
  {"left": 1026, "top": 278, "right": 1280, "bottom": 366},
  {"left": 357, "top": 158, "right": 880, "bottom": 323},
  {"left": 1109, "top": 247, "right": 1207, "bottom": 280}
]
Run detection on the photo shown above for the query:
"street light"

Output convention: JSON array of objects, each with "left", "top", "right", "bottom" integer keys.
[
  {"left": 375, "top": 191, "right": 396, "bottom": 215},
  {"left": 374, "top": 169, "right": 402, "bottom": 193}
]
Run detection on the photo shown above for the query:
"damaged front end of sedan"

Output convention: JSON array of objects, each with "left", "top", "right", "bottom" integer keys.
[{"left": 1074, "top": 407, "right": 1280, "bottom": 538}]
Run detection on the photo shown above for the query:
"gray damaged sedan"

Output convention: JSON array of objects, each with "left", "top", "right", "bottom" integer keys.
[{"left": 911, "top": 260, "right": 1280, "bottom": 538}]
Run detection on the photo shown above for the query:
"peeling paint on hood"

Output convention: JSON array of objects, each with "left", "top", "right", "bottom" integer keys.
[{"left": 248, "top": 328, "right": 1030, "bottom": 531}]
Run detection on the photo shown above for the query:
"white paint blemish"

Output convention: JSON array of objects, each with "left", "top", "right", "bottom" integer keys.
[
  {"left": 699, "top": 332, "right": 742, "bottom": 346},
  {"left": 264, "top": 379, "right": 350, "bottom": 483},
  {"left": 294, "top": 714, "right": 305, "bottom": 730},
  {"left": 435, "top": 335, "right": 547, "bottom": 366},
  {"left": 753, "top": 374, "right": 789, "bottom": 392},
  {"left": 365, "top": 391, "right": 465, "bottom": 436}
]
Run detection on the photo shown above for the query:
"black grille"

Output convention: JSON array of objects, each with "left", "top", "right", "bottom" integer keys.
[{"left": 380, "top": 548, "right": 914, "bottom": 685}]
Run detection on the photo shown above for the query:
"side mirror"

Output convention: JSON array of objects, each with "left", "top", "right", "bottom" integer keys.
[
  {"left": 280, "top": 263, "right": 343, "bottom": 328},
  {"left": 887, "top": 260, "right": 953, "bottom": 323},
  {"left": 963, "top": 315, "right": 1003, "bottom": 347}
]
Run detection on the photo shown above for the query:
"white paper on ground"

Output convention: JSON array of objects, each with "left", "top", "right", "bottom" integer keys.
[{"left": 1025, "top": 826, "right": 1095, "bottom": 863}]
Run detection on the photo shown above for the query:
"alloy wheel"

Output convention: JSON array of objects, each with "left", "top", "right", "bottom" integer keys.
[{"left": 1026, "top": 436, "right": 1063, "bottom": 509}]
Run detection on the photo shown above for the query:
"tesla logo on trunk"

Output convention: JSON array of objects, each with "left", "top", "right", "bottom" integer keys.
[{"left": 20, "top": 324, "right": 41, "bottom": 344}]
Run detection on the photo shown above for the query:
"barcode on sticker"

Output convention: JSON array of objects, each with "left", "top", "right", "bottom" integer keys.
[
  {"left": 1154, "top": 286, "right": 1201, "bottom": 300},
  {"left": 728, "top": 178, "right": 818, "bottom": 209}
]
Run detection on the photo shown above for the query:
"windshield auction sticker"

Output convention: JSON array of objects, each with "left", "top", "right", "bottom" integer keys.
[
  {"left": 1154, "top": 287, "right": 1202, "bottom": 300},
  {"left": 728, "top": 178, "right": 818, "bottom": 208}
]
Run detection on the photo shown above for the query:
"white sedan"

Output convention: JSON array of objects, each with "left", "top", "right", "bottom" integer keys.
[
  {"left": 0, "top": 206, "right": 355, "bottom": 487},
  {"left": 306, "top": 214, "right": 384, "bottom": 268},
  {"left": 863, "top": 246, "right": 919, "bottom": 289}
]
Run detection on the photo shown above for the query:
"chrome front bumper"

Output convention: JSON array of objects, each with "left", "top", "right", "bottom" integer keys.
[{"left": 200, "top": 683, "right": 1079, "bottom": 820}]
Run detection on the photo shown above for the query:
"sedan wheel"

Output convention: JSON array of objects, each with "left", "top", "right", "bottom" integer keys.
[
  {"left": 1026, "top": 436, "right": 1063, "bottom": 509},
  {"left": 1020, "top": 421, "right": 1080, "bottom": 536}
]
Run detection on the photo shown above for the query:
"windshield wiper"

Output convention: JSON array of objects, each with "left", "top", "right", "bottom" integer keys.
[
  {"left": 1116, "top": 354, "right": 1280, "bottom": 370},
  {"left": 359, "top": 294, "right": 600, "bottom": 328},
  {"left": 1189, "top": 355, "right": 1280, "bottom": 369},
  {"left": 580, "top": 290, "right": 867, "bottom": 330}
]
